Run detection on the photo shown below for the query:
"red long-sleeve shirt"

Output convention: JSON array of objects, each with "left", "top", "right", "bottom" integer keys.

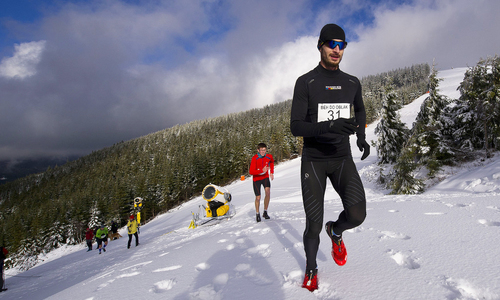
[
  {"left": 249, "top": 154, "right": 274, "bottom": 181},
  {"left": 85, "top": 228, "right": 94, "bottom": 240}
]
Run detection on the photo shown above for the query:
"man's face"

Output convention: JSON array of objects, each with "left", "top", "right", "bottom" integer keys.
[
  {"left": 320, "top": 39, "right": 344, "bottom": 70},
  {"left": 258, "top": 147, "right": 267, "bottom": 156}
]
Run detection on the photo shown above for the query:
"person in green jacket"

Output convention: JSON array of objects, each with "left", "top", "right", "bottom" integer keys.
[
  {"left": 95, "top": 224, "right": 108, "bottom": 254},
  {"left": 127, "top": 215, "right": 139, "bottom": 249}
]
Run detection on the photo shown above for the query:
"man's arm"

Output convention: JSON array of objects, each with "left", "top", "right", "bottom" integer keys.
[
  {"left": 248, "top": 155, "right": 261, "bottom": 176},
  {"left": 290, "top": 77, "right": 331, "bottom": 137}
]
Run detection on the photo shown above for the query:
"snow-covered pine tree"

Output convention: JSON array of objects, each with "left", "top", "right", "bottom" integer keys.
[
  {"left": 410, "top": 66, "right": 453, "bottom": 175},
  {"left": 374, "top": 78, "right": 409, "bottom": 164},
  {"left": 11, "top": 236, "right": 41, "bottom": 271},
  {"left": 88, "top": 201, "right": 100, "bottom": 229},
  {"left": 391, "top": 142, "right": 424, "bottom": 194},
  {"left": 454, "top": 56, "right": 500, "bottom": 157}
]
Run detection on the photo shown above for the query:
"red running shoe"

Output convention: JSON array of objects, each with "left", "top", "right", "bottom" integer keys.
[
  {"left": 326, "top": 221, "right": 347, "bottom": 266},
  {"left": 301, "top": 269, "right": 318, "bottom": 292}
]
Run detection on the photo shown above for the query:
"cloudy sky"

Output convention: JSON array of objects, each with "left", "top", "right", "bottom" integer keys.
[{"left": 0, "top": 0, "right": 499, "bottom": 162}]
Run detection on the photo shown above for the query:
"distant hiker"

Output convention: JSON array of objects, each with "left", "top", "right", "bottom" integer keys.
[
  {"left": 85, "top": 228, "right": 94, "bottom": 251},
  {"left": 249, "top": 143, "right": 274, "bottom": 222},
  {"left": 0, "top": 246, "right": 8, "bottom": 292},
  {"left": 290, "top": 24, "right": 369, "bottom": 291},
  {"left": 127, "top": 215, "right": 139, "bottom": 248},
  {"left": 95, "top": 224, "right": 109, "bottom": 254},
  {"left": 111, "top": 221, "right": 118, "bottom": 235}
]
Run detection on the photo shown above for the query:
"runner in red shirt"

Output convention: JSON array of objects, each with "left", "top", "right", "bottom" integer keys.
[{"left": 249, "top": 143, "right": 274, "bottom": 222}]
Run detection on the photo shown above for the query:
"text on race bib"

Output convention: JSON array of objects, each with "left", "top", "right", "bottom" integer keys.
[{"left": 317, "top": 103, "right": 350, "bottom": 122}]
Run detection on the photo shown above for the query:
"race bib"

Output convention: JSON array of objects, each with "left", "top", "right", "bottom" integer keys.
[{"left": 318, "top": 103, "right": 350, "bottom": 122}]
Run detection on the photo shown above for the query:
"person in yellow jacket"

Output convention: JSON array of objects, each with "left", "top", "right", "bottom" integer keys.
[{"left": 127, "top": 215, "right": 139, "bottom": 249}]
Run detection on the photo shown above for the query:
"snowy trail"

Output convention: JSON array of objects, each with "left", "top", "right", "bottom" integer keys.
[{"left": 2, "top": 68, "right": 500, "bottom": 300}]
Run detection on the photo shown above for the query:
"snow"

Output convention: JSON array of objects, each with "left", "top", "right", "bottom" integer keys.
[{"left": 4, "top": 68, "right": 500, "bottom": 300}]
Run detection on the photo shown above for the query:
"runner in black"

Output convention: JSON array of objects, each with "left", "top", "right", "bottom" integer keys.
[{"left": 290, "top": 23, "right": 370, "bottom": 292}]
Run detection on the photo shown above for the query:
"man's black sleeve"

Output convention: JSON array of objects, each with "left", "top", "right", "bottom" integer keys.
[{"left": 290, "top": 77, "right": 329, "bottom": 137}]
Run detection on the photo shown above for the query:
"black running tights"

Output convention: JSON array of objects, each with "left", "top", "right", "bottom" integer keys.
[{"left": 301, "top": 159, "right": 367, "bottom": 270}]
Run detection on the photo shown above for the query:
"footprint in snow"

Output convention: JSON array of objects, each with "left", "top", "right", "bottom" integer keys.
[
  {"left": 190, "top": 273, "right": 229, "bottom": 298},
  {"left": 378, "top": 230, "right": 410, "bottom": 241},
  {"left": 388, "top": 250, "right": 420, "bottom": 270},
  {"left": 234, "top": 238, "right": 248, "bottom": 249},
  {"left": 441, "top": 276, "right": 499, "bottom": 300},
  {"left": 213, "top": 273, "right": 229, "bottom": 291},
  {"left": 151, "top": 279, "right": 176, "bottom": 293},
  {"left": 195, "top": 262, "right": 210, "bottom": 271},
  {"left": 190, "top": 285, "right": 218, "bottom": 299},
  {"left": 252, "top": 227, "right": 270, "bottom": 235},
  {"left": 234, "top": 264, "right": 273, "bottom": 286},
  {"left": 281, "top": 269, "right": 304, "bottom": 288},
  {"left": 478, "top": 219, "right": 500, "bottom": 227},
  {"left": 245, "top": 244, "right": 271, "bottom": 258}
]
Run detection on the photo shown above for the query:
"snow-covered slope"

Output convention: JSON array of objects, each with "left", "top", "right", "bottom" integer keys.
[{"left": 3, "top": 68, "right": 500, "bottom": 300}]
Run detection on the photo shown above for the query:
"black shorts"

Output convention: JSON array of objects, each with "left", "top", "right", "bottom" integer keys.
[
  {"left": 96, "top": 236, "right": 107, "bottom": 246},
  {"left": 253, "top": 177, "right": 271, "bottom": 196}
]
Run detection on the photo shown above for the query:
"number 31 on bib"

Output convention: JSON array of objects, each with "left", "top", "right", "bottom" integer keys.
[{"left": 317, "top": 103, "right": 350, "bottom": 122}]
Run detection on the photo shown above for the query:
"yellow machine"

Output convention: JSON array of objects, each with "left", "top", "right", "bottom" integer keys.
[
  {"left": 202, "top": 184, "right": 231, "bottom": 217},
  {"left": 134, "top": 197, "right": 143, "bottom": 225},
  {"left": 189, "top": 184, "right": 234, "bottom": 228}
]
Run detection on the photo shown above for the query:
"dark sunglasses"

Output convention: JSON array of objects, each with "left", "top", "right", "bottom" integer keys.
[{"left": 320, "top": 40, "right": 347, "bottom": 50}]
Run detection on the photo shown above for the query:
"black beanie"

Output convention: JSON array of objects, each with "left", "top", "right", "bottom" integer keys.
[{"left": 317, "top": 24, "right": 346, "bottom": 49}]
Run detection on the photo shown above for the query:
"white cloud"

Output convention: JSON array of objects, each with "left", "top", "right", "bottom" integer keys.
[
  {"left": 342, "top": 0, "right": 500, "bottom": 77},
  {"left": 0, "top": 40, "right": 46, "bottom": 79},
  {"left": 249, "top": 36, "right": 319, "bottom": 106}
]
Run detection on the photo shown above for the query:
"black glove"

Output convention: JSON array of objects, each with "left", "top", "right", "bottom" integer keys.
[
  {"left": 357, "top": 135, "right": 370, "bottom": 160},
  {"left": 327, "top": 118, "right": 358, "bottom": 135}
]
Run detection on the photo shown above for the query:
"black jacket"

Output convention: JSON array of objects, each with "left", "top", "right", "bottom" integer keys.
[{"left": 290, "top": 64, "right": 366, "bottom": 161}]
